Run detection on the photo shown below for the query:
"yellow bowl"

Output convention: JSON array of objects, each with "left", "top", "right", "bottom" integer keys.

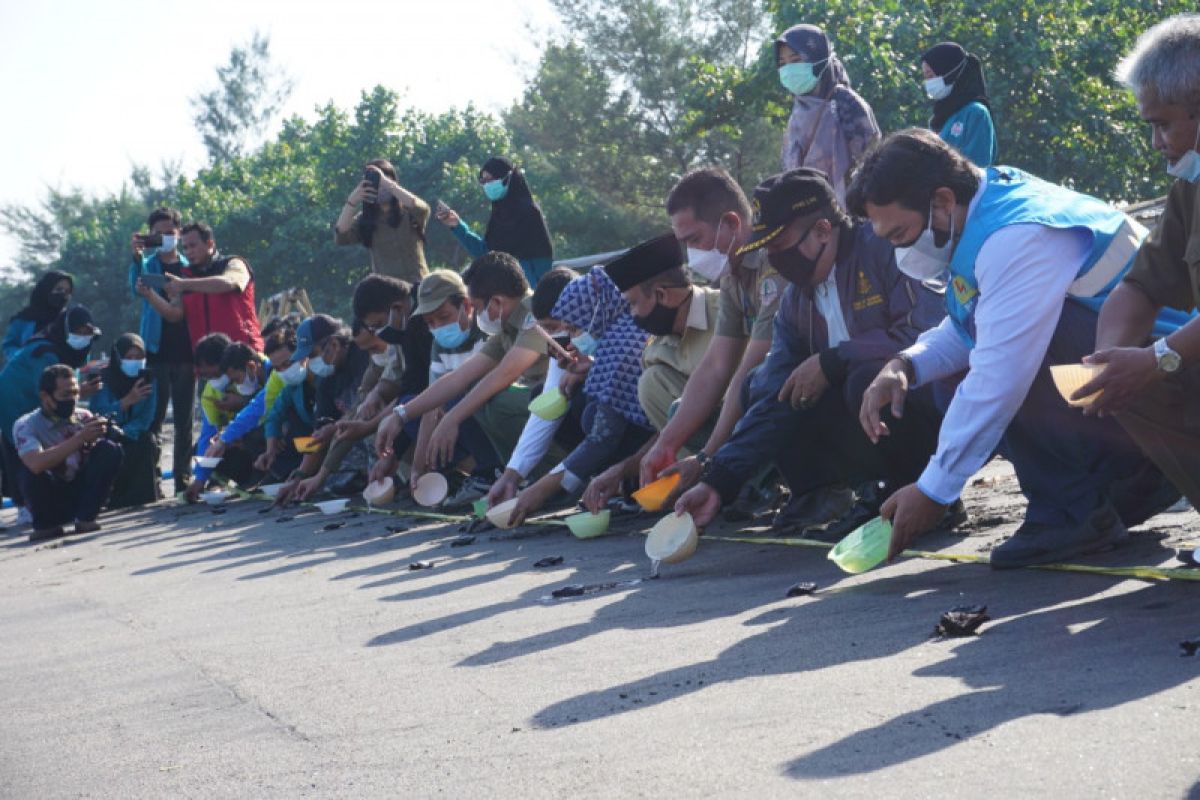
[
  {"left": 293, "top": 436, "right": 321, "bottom": 454},
  {"left": 486, "top": 497, "right": 520, "bottom": 529},
  {"left": 1049, "top": 364, "right": 1106, "bottom": 408},
  {"left": 412, "top": 473, "right": 449, "bottom": 507},
  {"left": 528, "top": 388, "right": 569, "bottom": 420},
  {"left": 566, "top": 509, "right": 611, "bottom": 539},
  {"left": 828, "top": 517, "right": 893, "bottom": 574},
  {"left": 632, "top": 473, "right": 681, "bottom": 512},
  {"left": 645, "top": 511, "right": 698, "bottom": 564}
]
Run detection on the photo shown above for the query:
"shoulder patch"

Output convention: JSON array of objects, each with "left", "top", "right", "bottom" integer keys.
[
  {"left": 759, "top": 277, "right": 779, "bottom": 307},
  {"left": 950, "top": 121, "right": 965, "bottom": 138}
]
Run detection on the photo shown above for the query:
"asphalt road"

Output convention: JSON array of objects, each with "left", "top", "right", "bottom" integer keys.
[{"left": 2, "top": 461, "right": 1198, "bottom": 798}]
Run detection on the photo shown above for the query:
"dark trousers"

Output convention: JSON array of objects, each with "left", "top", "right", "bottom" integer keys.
[
  {"left": 562, "top": 401, "right": 654, "bottom": 482},
  {"left": 390, "top": 394, "right": 505, "bottom": 479},
  {"left": 1, "top": 435, "right": 25, "bottom": 508},
  {"left": 108, "top": 434, "right": 162, "bottom": 509},
  {"left": 939, "top": 300, "right": 1151, "bottom": 527},
  {"left": 150, "top": 359, "right": 195, "bottom": 491},
  {"left": 19, "top": 439, "right": 123, "bottom": 529}
]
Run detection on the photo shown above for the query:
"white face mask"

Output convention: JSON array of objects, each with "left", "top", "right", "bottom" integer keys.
[
  {"left": 279, "top": 361, "right": 307, "bottom": 385},
  {"left": 894, "top": 203, "right": 955, "bottom": 281},
  {"left": 477, "top": 301, "right": 504, "bottom": 336},
  {"left": 686, "top": 218, "right": 733, "bottom": 283},
  {"left": 159, "top": 234, "right": 177, "bottom": 253},
  {"left": 235, "top": 376, "right": 258, "bottom": 396},
  {"left": 924, "top": 76, "right": 951, "bottom": 100},
  {"left": 208, "top": 375, "right": 230, "bottom": 392},
  {"left": 308, "top": 356, "right": 335, "bottom": 378},
  {"left": 1167, "top": 126, "right": 1200, "bottom": 183},
  {"left": 370, "top": 350, "right": 394, "bottom": 367}
]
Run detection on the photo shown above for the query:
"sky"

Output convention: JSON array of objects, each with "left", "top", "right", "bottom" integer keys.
[{"left": 0, "top": 0, "right": 560, "bottom": 275}]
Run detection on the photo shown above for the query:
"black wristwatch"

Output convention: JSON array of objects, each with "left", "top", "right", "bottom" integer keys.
[
  {"left": 894, "top": 353, "right": 917, "bottom": 383},
  {"left": 695, "top": 450, "right": 712, "bottom": 468}
]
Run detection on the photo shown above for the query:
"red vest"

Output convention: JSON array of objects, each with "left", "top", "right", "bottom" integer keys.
[{"left": 181, "top": 255, "right": 264, "bottom": 352}]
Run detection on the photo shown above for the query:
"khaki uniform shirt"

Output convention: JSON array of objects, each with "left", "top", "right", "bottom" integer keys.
[
  {"left": 478, "top": 295, "right": 550, "bottom": 385},
  {"left": 715, "top": 248, "right": 784, "bottom": 341},
  {"left": 335, "top": 200, "right": 431, "bottom": 284},
  {"left": 1124, "top": 179, "right": 1200, "bottom": 312},
  {"left": 642, "top": 286, "right": 721, "bottom": 379}
]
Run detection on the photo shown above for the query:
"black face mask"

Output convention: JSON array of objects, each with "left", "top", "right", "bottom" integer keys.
[
  {"left": 768, "top": 225, "right": 825, "bottom": 286},
  {"left": 47, "top": 292, "right": 70, "bottom": 311},
  {"left": 633, "top": 296, "right": 683, "bottom": 336},
  {"left": 376, "top": 305, "right": 408, "bottom": 345},
  {"left": 53, "top": 399, "right": 76, "bottom": 419}
]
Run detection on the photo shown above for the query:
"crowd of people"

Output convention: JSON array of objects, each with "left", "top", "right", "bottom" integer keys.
[{"left": 3, "top": 16, "right": 1200, "bottom": 577}]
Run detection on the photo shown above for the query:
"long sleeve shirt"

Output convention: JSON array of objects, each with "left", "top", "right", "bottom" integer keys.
[
  {"left": 451, "top": 220, "right": 553, "bottom": 286},
  {"left": 88, "top": 382, "right": 157, "bottom": 441}
]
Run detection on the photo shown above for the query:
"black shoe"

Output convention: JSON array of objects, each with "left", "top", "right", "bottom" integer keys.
[
  {"left": 1176, "top": 548, "right": 1200, "bottom": 569},
  {"left": 29, "top": 526, "right": 66, "bottom": 543},
  {"left": 804, "top": 481, "right": 891, "bottom": 542},
  {"left": 770, "top": 485, "right": 855, "bottom": 535},
  {"left": 723, "top": 478, "right": 786, "bottom": 523},
  {"left": 991, "top": 502, "right": 1126, "bottom": 569},
  {"left": 1110, "top": 462, "right": 1183, "bottom": 528}
]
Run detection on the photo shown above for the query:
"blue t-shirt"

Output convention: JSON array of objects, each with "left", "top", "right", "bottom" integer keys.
[{"left": 938, "top": 101, "right": 998, "bottom": 168}]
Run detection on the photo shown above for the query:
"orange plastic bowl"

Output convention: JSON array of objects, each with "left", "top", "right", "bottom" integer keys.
[{"left": 632, "top": 473, "right": 682, "bottom": 512}]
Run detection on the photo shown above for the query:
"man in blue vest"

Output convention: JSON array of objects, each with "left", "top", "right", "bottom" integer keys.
[{"left": 847, "top": 128, "right": 1182, "bottom": 569}]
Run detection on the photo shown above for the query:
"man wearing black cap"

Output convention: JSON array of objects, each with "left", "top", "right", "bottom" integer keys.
[
  {"left": 604, "top": 232, "right": 722, "bottom": 431},
  {"left": 675, "top": 168, "right": 949, "bottom": 536}
]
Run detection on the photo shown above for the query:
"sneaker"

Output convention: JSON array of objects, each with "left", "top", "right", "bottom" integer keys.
[
  {"left": 990, "top": 502, "right": 1125, "bottom": 570},
  {"left": 74, "top": 520, "right": 102, "bottom": 535},
  {"left": 29, "top": 526, "right": 65, "bottom": 543},
  {"left": 444, "top": 475, "right": 493, "bottom": 508},
  {"left": 770, "top": 485, "right": 855, "bottom": 536},
  {"left": 15, "top": 506, "right": 33, "bottom": 527}
]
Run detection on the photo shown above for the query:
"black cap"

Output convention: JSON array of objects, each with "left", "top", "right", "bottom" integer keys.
[
  {"left": 604, "top": 233, "right": 686, "bottom": 292},
  {"left": 737, "top": 168, "right": 837, "bottom": 256}
]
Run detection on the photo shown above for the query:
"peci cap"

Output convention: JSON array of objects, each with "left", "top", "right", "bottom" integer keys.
[
  {"left": 736, "top": 168, "right": 838, "bottom": 256},
  {"left": 294, "top": 314, "right": 340, "bottom": 358},
  {"left": 604, "top": 233, "right": 686, "bottom": 292},
  {"left": 413, "top": 270, "right": 468, "bottom": 316}
]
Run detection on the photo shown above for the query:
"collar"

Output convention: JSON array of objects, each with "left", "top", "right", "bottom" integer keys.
[
  {"left": 685, "top": 288, "right": 710, "bottom": 332},
  {"left": 503, "top": 294, "right": 536, "bottom": 334},
  {"left": 961, "top": 168, "right": 989, "bottom": 232}
]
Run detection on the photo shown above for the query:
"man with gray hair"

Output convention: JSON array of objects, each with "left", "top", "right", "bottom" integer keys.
[{"left": 1079, "top": 13, "right": 1200, "bottom": 528}]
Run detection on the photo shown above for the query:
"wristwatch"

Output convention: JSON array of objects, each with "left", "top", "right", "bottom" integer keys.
[
  {"left": 1153, "top": 337, "right": 1183, "bottom": 373},
  {"left": 393, "top": 404, "right": 409, "bottom": 423},
  {"left": 695, "top": 450, "right": 711, "bottom": 468}
]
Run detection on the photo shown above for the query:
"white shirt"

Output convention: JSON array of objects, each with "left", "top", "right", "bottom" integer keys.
[
  {"left": 813, "top": 265, "right": 850, "bottom": 347},
  {"left": 506, "top": 359, "right": 568, "bottom": 478},
  {"left": 904, "top": 179, "right": 1093, "bottom": 505}
]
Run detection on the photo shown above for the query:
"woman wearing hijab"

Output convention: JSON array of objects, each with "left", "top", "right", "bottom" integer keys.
[
  {"left": 921, "top": 41, "right": 998, "bottom": 167},
  {"left": 0, "top": 304, "right": 101, "bottom": 524},
  {"left": 776, "top": 24, "right": 881, "bottom": 202},
  {"left": 2, "top": 270, "right": 73, "bottom": 360},
  {"left": 89, "top": 333, "right": 160, "bottom": 508},
  {"left": 335, "top": 158, "right": 430, "bottom": 283},
  {"left": 435, "top": 157, "right": 554, "bottom": 286}
]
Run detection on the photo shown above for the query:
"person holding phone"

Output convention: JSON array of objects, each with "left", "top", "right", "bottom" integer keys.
[
  {"left": 88, "top": 333, "right": 161, "bottom": 508},
  {"left": 130, "top": 206, "right": 195, "bottom": 495},
  {"left": 3, "top": 269, "right": 74, "bottom": 360},
  {"left": 335, "top": 159, "right": 430, "bottom": 284}
]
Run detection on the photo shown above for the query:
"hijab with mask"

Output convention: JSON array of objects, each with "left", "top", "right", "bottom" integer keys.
[
  {"left": 12, "top": 270, "right": 73, "bottom": 328},
  {"left": 102, "top": 333, "right": 147, "bottom": 400},
  {"left": 480, "top": 157, "right": 554, "bottom": 263},
  {"left": 776, "top": 25, "right": 880, "bottom": 200},
  {"left": 922, "top": 42, "right": 992, "bottom": 132},
  {"left": 28, "top": 304, "right": 96, "bottom": 369}
]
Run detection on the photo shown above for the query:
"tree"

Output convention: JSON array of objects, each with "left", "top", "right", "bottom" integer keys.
[{"left": 192, "top": 32, "right": 294, "bottom": 164}]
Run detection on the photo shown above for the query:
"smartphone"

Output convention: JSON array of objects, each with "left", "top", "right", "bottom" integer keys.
[
  {"left": 435, "top": 199, "right": 450, "bottom": 215},
  {"left": 363, "top": 169, "right": 381, "bottom": 190},
  {"left": 135, "top": 233, "right": 163, "bottom": 248},
  {"left": 139, "top": 273, "right": 167, "bottom": 291},
  {"left": 136, "top": 368, "right": 153, "bottom": 384}
]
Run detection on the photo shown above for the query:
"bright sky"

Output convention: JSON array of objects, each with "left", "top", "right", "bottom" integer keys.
[{"left": 0, "top": 0, "right": 560, "bottom": 276}]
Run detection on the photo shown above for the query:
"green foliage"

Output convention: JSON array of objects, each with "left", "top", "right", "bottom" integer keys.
[{"left": 767, "top": 0, "right": 1193, "bottom": 202}]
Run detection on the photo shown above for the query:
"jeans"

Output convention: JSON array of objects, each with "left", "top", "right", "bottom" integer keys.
[
  {"left": 19, "top": 438, "right": 123, "bottom": 529},
  {"left": 150, "top": 359, "right": 195, "bottom": 491}
]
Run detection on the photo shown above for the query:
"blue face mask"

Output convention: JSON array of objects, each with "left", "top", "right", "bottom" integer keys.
[
  {"left": 279, "top": 360, "right": 307, "bottom": 385},
  {"left": 1168, "top": 127, "right": 1200, "bottom": 183},
  {"left": 308, "top": 356, "right": 335, "bottom": 378},
  {"left": 432, "top": 320, "right": 471, "bottom": 349},
  {"left": 483, "top": 178, "right": 509, "bottom": 202},
  {"left": 67, "top": 332, "right": 93, "bottom": 351},
  {"left": 571, "top": 332, "right": 599, "bottom": 357},
  {"left": 779, "top": 61, "right": 823, "bottom": 96},
  {"left": 120, "top": 358, "right": 146, "bottom": 378}
]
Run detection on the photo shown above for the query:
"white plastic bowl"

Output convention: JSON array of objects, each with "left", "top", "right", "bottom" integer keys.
[
  {"left": 200, "top": 490, "right": 230, "bottom": 506},
  {"left": 315, "top": 498, "right": 351, "bottom": 515},
  {"left": 363, "top": 477, "right": 396, "bottom": 506},
  {"left": 412, "top": 473, "right": 449, "bottom": 507},
  {"left": 645, "top": 511, "right": 699, "bottom": 564},
  {"left": 486, "top": 497, "right": 520, "bottom": 529},
  {"left": 195, "top": 456, "right": 222, "bottom": 469},
  {"left": 258, "top": 483, "right": 286, "bottom": 499}
]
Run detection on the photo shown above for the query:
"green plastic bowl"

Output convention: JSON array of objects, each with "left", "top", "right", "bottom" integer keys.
[
  {"left": 528, "top": 388, "right": 568, "bottom": 420},
  {"left": 566, "top": 509, "right": 611, "bottom": 539},
  {"left": 827, "top": 516, "right": 893, "bottom": 574},
  {"left": 472, "top": 498, "right": 489, "bottom": 518}
]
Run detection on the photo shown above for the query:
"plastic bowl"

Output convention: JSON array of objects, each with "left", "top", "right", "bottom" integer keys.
[
  {"left": 632, "top": 473, "right": 682, "bottom": 512},
  {"left": 528, "top": 388, "right": 569, "bottom": 421},
  {"left": 200, "top": 490, "right": 230, "bottom": 506},
  {"left": 486, "top": 497, "right": 520, "bottom": 529},
  {"left": 293, "top": 436, "right": 321, "bottom": 454},
  {"left": 258, "top": 482, "right": 286, "bottom": 499},
  {"left": 362, "top": 477, "right": 395, "bottom": 506},
  {"left": 195, "top": 456, "right": 222, "bottom": 469},
  {"left": 315, "top": 498, "right": 351, "bottom": 515},
  {"left": 827, "top": 516, "right": 893, "bottom": 574},
  {"left": 472, "top": 498, "right": 489, "bottom": 518},
  {"left": 566, "top": 509, "right": 611, "bottom": 539},
  {"left": 412, "top": 473, "right": 449, "bottom": 507},
  {"left": 645, "top": 511, "right": 698, "bottom": 564},
  {"left": 1049, "top": 364, "right": 1106, "bottom": 408}
]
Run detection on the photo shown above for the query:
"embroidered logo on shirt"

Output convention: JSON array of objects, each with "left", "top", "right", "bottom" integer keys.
[
  {"left": 856, "top": 270, "right": 872, "bottom": 295},
  {"left": 951, "top": 275, "right": 978, "bottom": 305},
  {"left": 950, "top": 121, "right": 964, "bottom": 137},
  {"left": 759, "top": 277, "right": 779, "bottom": 308}
]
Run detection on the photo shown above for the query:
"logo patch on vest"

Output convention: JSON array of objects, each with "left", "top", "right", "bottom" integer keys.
[
  {"left": 950, "top": 121, "right": 964, "bottom": 138},
  {"left": 951, "top": 275, "right": 978, "bottom": 305}
]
